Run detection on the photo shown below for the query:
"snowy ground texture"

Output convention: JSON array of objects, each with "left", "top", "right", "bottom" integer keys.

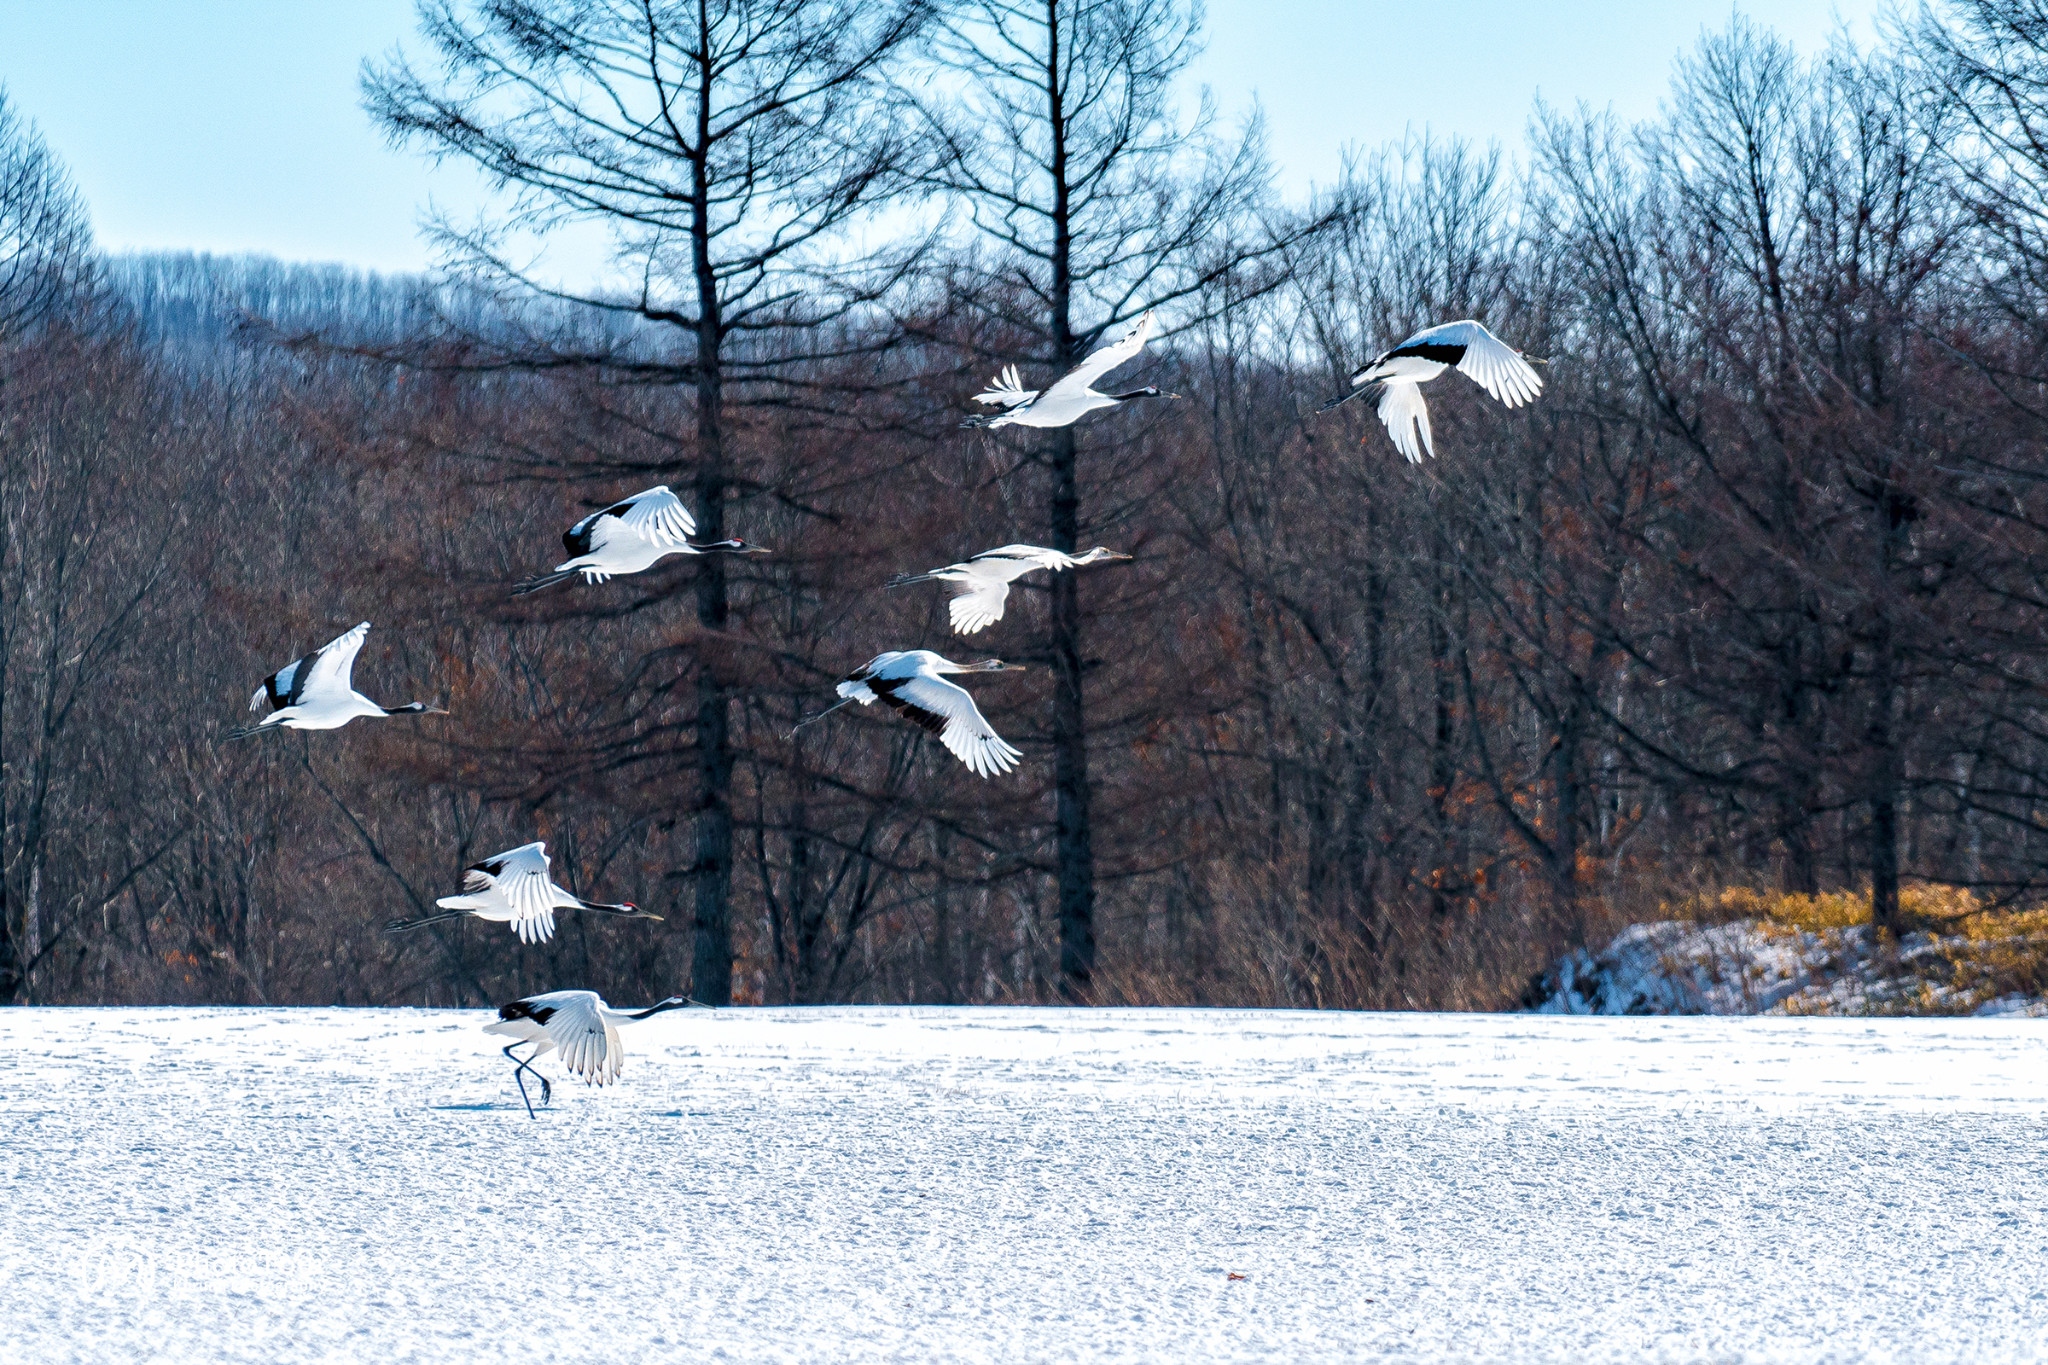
[{"left": 4, "top": 1008, "right": 2046, "bottom": 1364}]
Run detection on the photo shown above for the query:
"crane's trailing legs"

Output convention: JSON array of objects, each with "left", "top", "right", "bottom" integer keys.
[
  {"left": 788, "top": 696, "right": 855, "bottom": 737},
  {"left": 503, "top": 1041, "right": 552, "bottom": 1119}
]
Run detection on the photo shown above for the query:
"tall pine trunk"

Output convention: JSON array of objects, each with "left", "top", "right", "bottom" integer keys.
[
  {"left": 1042, "top": 5, "right": 1095, "bottom": 1001},
  {"left": 689, "top": 56, "right": 735, "bottom": 1006}
]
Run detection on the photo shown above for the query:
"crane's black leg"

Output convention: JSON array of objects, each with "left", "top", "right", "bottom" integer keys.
[
  {"left": 503, "top": 1043, "right": 541, "bottom": 1119},
  {"left": 523, "top": 1044, "right": 552, "bottom": 1109}
]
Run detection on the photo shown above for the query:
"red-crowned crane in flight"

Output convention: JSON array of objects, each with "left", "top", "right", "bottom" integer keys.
[
  {"left": 226, "top": 622, "right": 445, "bottom": 741},
  {"left": 513, "top": 484, "right": 768, "bottom": 595},
  {"left": 384, "top": 841, "right": 663, "bottom": 944},
  {"left": 1319, "top": 319, "right": 1546, "bottom": 463},
  {"left": 887, "top": 544, "right": 1131, "bottom": 634},
  {"left": 791, "top": 650, "right": 1026, "bottom": 777},
  {"left": 963, "top": 310, "right": 1176, "bottom": 430}
]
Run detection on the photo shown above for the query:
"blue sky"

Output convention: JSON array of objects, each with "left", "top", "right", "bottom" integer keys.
[{"left": 4, "top": 1, "right": 1883, "bottom": 284}]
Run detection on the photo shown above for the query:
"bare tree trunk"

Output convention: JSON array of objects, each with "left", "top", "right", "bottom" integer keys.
[
  {"left": 1041, "top": 6, "right": 1095, "bottom": 1000},
  {"left": 690, "top": 111, "right": 734, "bottom": 1003},
  {"left": 1050, "top": 428, "right": 1095, "bottom": 998}
]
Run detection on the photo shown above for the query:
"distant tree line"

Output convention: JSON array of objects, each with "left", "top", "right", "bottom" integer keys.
[{"left": 3, "top": 0, "right": 2047, "bottom": 1009}]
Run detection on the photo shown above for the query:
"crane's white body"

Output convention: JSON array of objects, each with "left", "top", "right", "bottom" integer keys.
[
  {"left": 890, "top": 544, "right": 1131, "bottom": 634},
  {"left": 1333, "top": 319, "right": 1544, "bottom": 463},
  {"left": 832, "top": 650, "right": 1024, "bottom": 777},
  {"left": 969, "top": 311, "right": 1168, "bottom": 430},
  {"left": 484, "top": 989, "right": 700, "bottom": 1114},
  {"left": 236, "top": 622, "right": 441, "bottom": 737}
]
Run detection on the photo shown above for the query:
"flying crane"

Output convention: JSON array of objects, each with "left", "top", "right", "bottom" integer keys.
[
  {"left": 385, "top": 841, "right": 663, "bottom": 944},
  {"left": 1319, "top": 318, "right": 1546, "bottom": 463},
  {"left": 513, "top": 484, "right": 768, "bottom": 595},
  {"left": 963, "top": 310, "right": 1176, "bottom": 430},
  {"left": 887, "top": 544, "right": 1131, "bottom": 634},
  {"left": 226, "top": 622, "right": 445, "bottom": 741},
  {"left": 792, "top": 650, "right": 1026, "bottom": 777}
]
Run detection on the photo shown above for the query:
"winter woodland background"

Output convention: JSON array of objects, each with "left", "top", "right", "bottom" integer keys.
[{"left": 6, "top": 0, "right": 2048, "bottom": 1011}]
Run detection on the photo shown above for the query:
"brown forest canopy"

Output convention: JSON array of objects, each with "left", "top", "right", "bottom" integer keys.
[{"left": 4, "top": 3, "right": 2048, "bottom": 1009}]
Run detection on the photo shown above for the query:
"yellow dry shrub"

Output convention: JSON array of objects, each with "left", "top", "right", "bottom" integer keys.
[
  {"left": 1697, "top": 883, "right": 2001, "bottom": 932},
  {"left": 1688, "top": 884, "right": 2048, "bottom": 1014}
]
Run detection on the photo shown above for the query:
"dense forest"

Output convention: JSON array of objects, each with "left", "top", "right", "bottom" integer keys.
[{"left": 5, "top": 0, "right": 2048, "bottom": 1010}]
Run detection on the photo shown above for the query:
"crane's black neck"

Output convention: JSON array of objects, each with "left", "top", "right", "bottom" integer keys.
[{"left": 1109, "top": 386, "right": 1164, "bottom": 402}]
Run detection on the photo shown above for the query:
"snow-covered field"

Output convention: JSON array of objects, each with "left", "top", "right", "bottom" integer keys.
[{"left": 3, "top": 1008, "right": 2044, "bottom": 1363}]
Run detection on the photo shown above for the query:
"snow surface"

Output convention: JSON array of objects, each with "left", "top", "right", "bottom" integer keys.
[{"left": 3, "top": 1006, "right": 2046, "bottom": 1363}]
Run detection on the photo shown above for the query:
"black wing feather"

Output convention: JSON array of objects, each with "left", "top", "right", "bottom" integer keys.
[
  {"left": 261, "top": 651, "right": 319, "bottom": 713},
  {"left": 1388, "top": 341, "right": 1466, "bottom": 365},
  {"left": 871, "top": 677, "right": 949, "bottom": 737},
  {"left": 562, "top": 500, "right": 638, "bottom": 558}
]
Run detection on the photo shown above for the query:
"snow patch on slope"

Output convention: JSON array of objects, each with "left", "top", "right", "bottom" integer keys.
[{"left": 1528, "top": 919, "right": 2048, "bottom": 1016}]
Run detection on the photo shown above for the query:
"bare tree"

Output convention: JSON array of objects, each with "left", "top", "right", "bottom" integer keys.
[
  {"left": 363, "top": 0, "right": 932, "bottom": 1003},
  {"left": 0, "top": 90, "right": 93, "bottom": 342},
  {"left": 917, "top": 0, "right": 1282, "bottom": 998}
]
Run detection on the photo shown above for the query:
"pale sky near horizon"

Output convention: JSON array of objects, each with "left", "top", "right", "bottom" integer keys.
[{"left": 4, "top": 1, "right": 1887, "bottom": 285}]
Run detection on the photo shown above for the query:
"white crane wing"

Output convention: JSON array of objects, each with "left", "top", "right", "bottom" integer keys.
[
  {"left": 973, "top": 365, "right": 1039, "bottom": 409},
  {"left": 949, "top": 579, "right": 1013, "bottom": 635},
  {"left": 300, "top": 622, "right": 371, "bottom": 702},
  {"left": 537, "top": 993, "right": 624, "bottom": 1086},
  {"left": 1401, "top": 319, "right": 1543, "bottom": 408},
  {"left": 612, "top": 485, "right": 697, "bottom": 545},
  {"left": 944, "top": 548, "right": 1068, "bottom": 634},
  {"left": 1040, "top": 310, "right": 1156, "bottom": 402},
  {"left": 1376, "top": 384, "right": 1435, "bottom": 464},
  {"left": 464, "top": 842, "right": 557, "bottom": 943},
  {"left": 971, "top": 544, "right": 1076, "bottom": 572},
  {"left": 879, "top": 671, "right": 1021, "bottom": 778}
]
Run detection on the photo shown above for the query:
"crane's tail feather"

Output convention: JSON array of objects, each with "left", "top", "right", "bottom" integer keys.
[{"left": 511, "top": 569, "right": 575, "bottom": 597}]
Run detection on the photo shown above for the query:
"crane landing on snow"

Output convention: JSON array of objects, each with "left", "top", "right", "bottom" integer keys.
[{"left": 485, "top": 989, "right": 707, "bottom": 1118}]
